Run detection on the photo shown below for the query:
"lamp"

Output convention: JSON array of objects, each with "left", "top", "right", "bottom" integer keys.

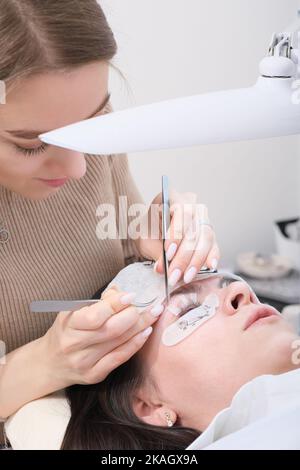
[{"left": 39, "top": 12, "right": 300, "bottom": 155}]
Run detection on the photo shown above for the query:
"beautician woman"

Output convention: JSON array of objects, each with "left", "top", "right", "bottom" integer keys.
[{"left": 0, "top": 0, "right": 219, "bottom": 438}]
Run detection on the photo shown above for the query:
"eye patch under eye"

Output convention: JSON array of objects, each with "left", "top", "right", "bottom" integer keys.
[{"left": 162, "top": 293, "right": 219, "bottom": 346}]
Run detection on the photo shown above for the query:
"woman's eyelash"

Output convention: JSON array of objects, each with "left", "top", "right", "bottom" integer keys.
[{"left": 14, "top": 143, "right": 49, "bottom": 157}]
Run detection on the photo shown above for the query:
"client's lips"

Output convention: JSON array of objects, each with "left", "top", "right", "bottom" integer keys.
[{"left": 243, "top": 305, "right": 279, "bottom": 331}]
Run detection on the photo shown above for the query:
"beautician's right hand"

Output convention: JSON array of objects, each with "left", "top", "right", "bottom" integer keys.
[{"left": 42, "top": 287, "right": 162, "bottom": 387}]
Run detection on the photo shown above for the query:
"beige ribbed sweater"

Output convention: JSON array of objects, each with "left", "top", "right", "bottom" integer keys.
[
  {"left": 0, "top": 117, "right": 146, "bottom": 443},
  {"left": 0, "top": 152, "right": 145, "bottom": 353}
]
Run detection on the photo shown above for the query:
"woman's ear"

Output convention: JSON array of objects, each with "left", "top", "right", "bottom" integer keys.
[{"left": 132, "top": 392, "right": 177, "bottom": 427}]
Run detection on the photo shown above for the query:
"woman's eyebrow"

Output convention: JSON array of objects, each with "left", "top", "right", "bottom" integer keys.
[{"left": 4, "top": 92, "right": 111, "bottom": 140}]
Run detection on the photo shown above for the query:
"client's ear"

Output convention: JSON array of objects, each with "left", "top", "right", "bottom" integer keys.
[{"left": 132, "top": 393, "right": 177, "bottom": 427}]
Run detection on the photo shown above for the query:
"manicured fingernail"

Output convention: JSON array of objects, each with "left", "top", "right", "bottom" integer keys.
[
  {"left": 166, "top": 243, "right": 177, "bottom": 261},
  {"left": 150, "top": 304, "right": 164, "bottom": 317},
  {"left": 153, "top": 261, "right": 159, "bottom": 272},
  {"left": 141, "top": 326, "right": 153, "bottom": 338},
  {"left": 108, "top": 284, "right": 119, "bottom": 291},
  {"left": 101, "top": 284, "right": 118, "bottom": 298},
  {"left": 211, "top": 258, "right": 218, "bottom": 270},
  {"left": 167, "top": 305, "right": 181, "bottom": 316},
  {"left": 184, "top": 266, "right": 197, "bottom": 284},
  {"left": 169, "top": 268, "right": 182, "bottom": 287},
  {"left": 120, "top": 292, "right": 137, "bottom": 305}
]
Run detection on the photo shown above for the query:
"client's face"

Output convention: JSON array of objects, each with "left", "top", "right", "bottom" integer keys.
[{"left": 133, "top": 275, "right": 299, "bottom": 431}]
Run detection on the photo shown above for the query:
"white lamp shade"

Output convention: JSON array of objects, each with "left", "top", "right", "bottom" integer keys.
[{"left": 39, "top": 76, "right": 300, "bottom": 155}]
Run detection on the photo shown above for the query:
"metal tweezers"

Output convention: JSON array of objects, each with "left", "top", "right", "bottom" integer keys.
[{"left": 162, "top": 175, "right": 171, "bottom": 303}]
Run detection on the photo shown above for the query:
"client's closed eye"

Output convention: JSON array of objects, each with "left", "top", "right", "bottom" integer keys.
[
  {"left": 166, "top": 294, "right": 199, "bottom": 317},
  {"left": 178, "top": 301, "right": 199, "bottom": 317}
]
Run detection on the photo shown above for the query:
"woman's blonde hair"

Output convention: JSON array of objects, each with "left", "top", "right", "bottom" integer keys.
[{"left": 0, "top": 0, "right": 117, "bottom": 90}]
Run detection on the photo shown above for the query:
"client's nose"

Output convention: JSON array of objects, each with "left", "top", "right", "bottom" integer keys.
[{"left": 222, "top": 282, "right": 252, "bottom": 316}]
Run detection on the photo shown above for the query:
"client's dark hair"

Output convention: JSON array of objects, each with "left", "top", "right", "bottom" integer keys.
[{"left": 61, "top": 285, "right": 200, "bottom": 450}]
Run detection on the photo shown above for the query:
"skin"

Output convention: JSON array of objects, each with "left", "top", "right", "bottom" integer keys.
[
  {"left": 133, "top": 281, "right": 300, "bottom": 432},
  {"left": 0, "top": 62, "right": 109, "bottom": 200}
]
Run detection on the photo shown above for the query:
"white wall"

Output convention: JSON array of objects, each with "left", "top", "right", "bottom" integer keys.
[{"left": 101, "top": 0, "right": 300, "bottom": 267}]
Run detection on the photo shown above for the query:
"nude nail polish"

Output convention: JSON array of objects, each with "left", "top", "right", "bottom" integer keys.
[
  {"left": 211, "top": 258, "right": 218, "bottom": 270},
  {"left": 150, "top": 304, "right": 164, "bottom": 317},
  {"left": 166, "top": 243, "right": 177, "bottom": 261},
  {"left": 141, "top": 326, "right": 153, "bottom": 338},
  {"left": 184, "top": 266, "right": 197, "bottom": 284},
  {"left": 120, "top": 292, "right": 137, "bottom": 305},
  {"left": 169, "top": 269, "right": 182, "bottom": 287}
]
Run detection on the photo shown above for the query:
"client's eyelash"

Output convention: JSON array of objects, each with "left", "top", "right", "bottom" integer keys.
[
  {"left": 179, "top": 304, "right": 201, "bottom": 317},
  {"left": 177, "top": 301, "right": 199, "bottom": 317},
  {"left": 14, "top": 143, "right": 49, "bottom": 157}
]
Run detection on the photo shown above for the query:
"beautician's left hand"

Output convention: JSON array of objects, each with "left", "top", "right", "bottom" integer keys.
[{"left": 136, "top": 189, "right": 220, "bottom": 286}]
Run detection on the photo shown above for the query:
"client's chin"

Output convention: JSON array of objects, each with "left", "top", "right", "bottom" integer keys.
[{"left": 262, "top": 322, "right": 300, "bottom": 375}]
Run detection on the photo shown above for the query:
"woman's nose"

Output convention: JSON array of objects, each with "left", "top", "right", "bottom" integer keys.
[
  {"left": 221, "top": 282, "right": 252, "bottom": 316},
  {"left": 46, "top": 147, "right": 87, "bottom": 180}
]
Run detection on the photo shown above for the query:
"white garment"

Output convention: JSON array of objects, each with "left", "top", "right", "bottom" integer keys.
[
  {"left": 187, "top": 368, "right": 300, "bottom": 450},
  {"left": 5, "top": 369, "right": 300, "bottom": 450}
]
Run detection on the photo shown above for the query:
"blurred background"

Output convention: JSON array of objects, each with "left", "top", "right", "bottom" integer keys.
[{"left": 100, "top": 0, "right": 300, "bottom": 316}]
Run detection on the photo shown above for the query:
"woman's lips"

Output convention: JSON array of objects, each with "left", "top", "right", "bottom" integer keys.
[
  {"left": 243, "top": 305, "right": 280, "bottom": 331},
  {"left": 37, "top": 178, "right": 68, "bottom": 188}
]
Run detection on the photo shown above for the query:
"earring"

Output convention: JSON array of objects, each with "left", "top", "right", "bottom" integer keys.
[{"left": 164, "top": 412, "right": 174, "bottom": 427}]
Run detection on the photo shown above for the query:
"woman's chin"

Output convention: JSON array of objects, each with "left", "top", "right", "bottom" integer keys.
[{"left": 264, "top": 327, "right": 300, "bottom": 375}]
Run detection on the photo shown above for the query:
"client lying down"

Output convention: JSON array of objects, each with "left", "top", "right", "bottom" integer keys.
[{"left": 5, "top": 262, "right": 300, "bottom": 450}]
